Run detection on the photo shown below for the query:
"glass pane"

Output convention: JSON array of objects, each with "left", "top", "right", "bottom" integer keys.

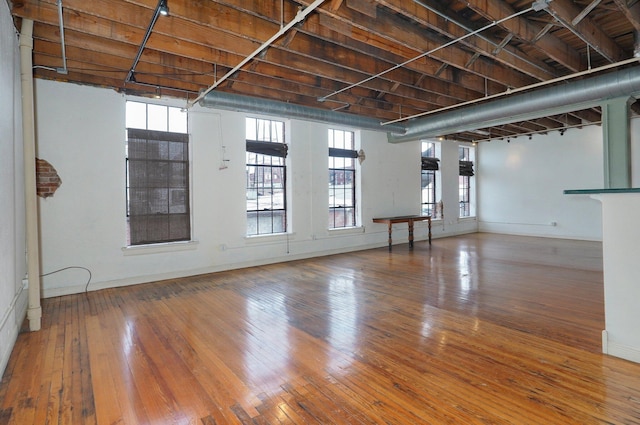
[
  {"left": 126, "top": 101, "right": 147, "bottom": 129},
  {"left": 149, "top": 188, "right": 169, "bottom": 214},
  {"left": 422, "top": 142, "right": 435, "bottom": 157},
  {"left": 169, "top": 162, "right": 188, "bottom": 187},
  {"left": 148, "top": 161, "right": 168, "bottom": 187},
  {"left": 246, "top": 117, "right": 257, "bottom": 139},
  {"left": 344, "top": 131, "right": 354, "bottom": 150},
  {"left": 168, "top": 214, "right": 190, "bottom": 240},
  {"left": 169, "top": 141, "right": 187, "bottom": 160},
  {"left": 272, "top": 121, "right": 284, "bottom": 143},
  {"left": 148, "top": 104, "right": 168, "bottom": 132},
  {"left": 329, "top": 208, "right": 355, "bottom": 228},
  {"left": 246, "top": 210, "right": 286, "bottom": 235},
  {"left": 169, "top": 189, "right": 188, "bottom": 213},
  {"left": 129, "top": 188, "right": 149, "bottom": 215},
  {"left": 168, "top": 107, "right": 187, "bottom": 133}
]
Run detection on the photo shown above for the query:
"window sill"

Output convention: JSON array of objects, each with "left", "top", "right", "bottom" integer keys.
[
  {"left": 245, "top": 232, "right": 295, "bottom": 244},
  {"left": 122, "top": 240, "right": 199, "bottom": 256},
  {"left": 458, "top": 216, "right": 477, "bottom": 222},
  {"left": 328, "top": 226, "right": 365, "bottom": 235}
]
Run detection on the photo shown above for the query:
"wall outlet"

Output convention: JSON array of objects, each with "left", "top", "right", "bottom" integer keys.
[{"left": 550, "top": 221, "right": 557, "bottom": 227}]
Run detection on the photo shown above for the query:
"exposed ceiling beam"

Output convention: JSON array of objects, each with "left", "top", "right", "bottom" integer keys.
[
  {"left": 462, "top": 0, "right": 583, "bottom": 71},
  {"left": 295, "top": 0, "right": 537, "bottom": 88},
  {"left": 542, "top": 0, "right": 625, "bottom": 63},
  {"left": 612, "top": 0, "right": 640, "bottom": 32},
  {"left": 377, "top": 0, "right": 558, "bottom": 81}
]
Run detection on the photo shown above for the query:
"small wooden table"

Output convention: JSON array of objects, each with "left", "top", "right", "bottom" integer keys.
[{"left": 372, "top": 215, "right": 432, "bottom": 251}]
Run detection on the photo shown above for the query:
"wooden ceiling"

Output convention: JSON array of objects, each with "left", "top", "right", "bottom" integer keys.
[{"left": 9, "top": 0, "right": 640, "bottom": 141}]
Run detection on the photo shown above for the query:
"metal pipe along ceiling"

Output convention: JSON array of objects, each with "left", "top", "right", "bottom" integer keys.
[
  {"left": 199, "top": 91, "right": 407, "bottom": 134},
  {"left": 388, "top": 66, "right": 640, "bottom": 143},
  {"left": 56, "top": 0, "right": 68, "bottom": 74}
]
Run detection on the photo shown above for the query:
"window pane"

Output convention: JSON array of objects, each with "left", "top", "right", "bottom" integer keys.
[
  {"left": 328, "top": 129, "right": 356, "bottom": 229},
  {"left": 246, "top": 117, "right": 257, "bottom": 140},
  {"left": 245, "top": 118, "right": 287, "bottom": 236},
  {"left": 148, "top": 104, "right": 168, "bottom": 131},
  {"left": 168, "top": 107, "right": 187, "bottom": 133},
  {"left": 271, "top": 120, "right": 283, "bottom": 143},
  {"left": 126, "top": 127, "right": 190, "bottom": 245},
  {"left": 126, "top": 102, "right": 147, "bottom": 129},
  {"left": 247, "top": 210, "right": 286, "bottom": 236},
  {"left": 422, "top": 141, "right": 440, "bottom": 218}
]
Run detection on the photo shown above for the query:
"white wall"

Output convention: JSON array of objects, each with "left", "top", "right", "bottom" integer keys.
[
  {"left": 0, "top": 3, "right": 27, "bottom": 378},
  {"left": 477, "top": 125, "right": 607, "bottom": 240},
  {"left": 34, "top": 79, "right": 477, "bottom": 297},
  {"left": 598, "top": 193, "right": 640, "bottom": 363}
]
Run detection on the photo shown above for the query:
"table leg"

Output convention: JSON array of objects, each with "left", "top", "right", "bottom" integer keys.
[
  {"left": 428, "top": 217, "right": 432, "bottom": 245},
  {"left": 408, "top": 220, "right": 415, "bottom": 249},
  {"left": 387, "top": 222, "right": 393, "bottom": 251}
]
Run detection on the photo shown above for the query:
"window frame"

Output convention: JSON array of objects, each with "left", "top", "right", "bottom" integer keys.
[
  {"left": 245, "top": 117, "right": 288, "bottom": 237},
  {"left": 458, "top": 145, "right": 476, "bottom": 218},
  {"left": 125, "top": 100, "right": 190, "bottom": 246},
  {"left": 328, "top": 128, "right": 358, "bottom": 229},
  {"left": 421, "top": 141, "right": 441, "bottom": 218}
]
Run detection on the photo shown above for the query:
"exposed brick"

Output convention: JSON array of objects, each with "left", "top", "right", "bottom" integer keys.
[{"left": 35, "top": 158, "right": 62, "bottom": 198}]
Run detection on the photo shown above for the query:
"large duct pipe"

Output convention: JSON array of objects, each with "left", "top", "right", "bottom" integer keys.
[
  {"left": 388, "top": 66, "right": 640, "bottom": 143},
  {"left": 199, "top": 91, "right": 407, "bottom": 134},
  {"left": 19, "top": 19, "right": 42, "bottom": 331}
]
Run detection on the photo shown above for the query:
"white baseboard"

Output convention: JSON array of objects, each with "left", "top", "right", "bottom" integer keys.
[
  {"left": 41, "top": 230, "right": 476, "bottom": 298},
  {"left": 606, "top": 342, "right": 640, "bottom": 364},
  {"left": 42, "top": 240, "right": 392, "bottom": 297},
  {"left": 602, "top": 330, "right": 640, "bottom": 364},
  {"left": 478, "top": 222, "right": 600, "bottom": 241},
  {"left": 0, "top": 285, "right": 28, "bottom": 378}
]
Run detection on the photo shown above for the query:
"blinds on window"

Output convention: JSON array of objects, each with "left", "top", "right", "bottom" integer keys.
[
  {"left": 246, "top": 140, "right": 288, "bottom": 157},
  {"left": 127, "top": 128, "right": 190, "bottom": 245},
  {"left": 329, "top": 147, "right": 358, "bottom": 158},
  {"left": 459, "top": 160, "right": 474, "bottom": 176},
  {"left": 421, "top": 157, "right": 440, "bottom": 170}
]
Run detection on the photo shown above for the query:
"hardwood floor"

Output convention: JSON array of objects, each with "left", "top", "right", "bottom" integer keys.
[{"left": 2, "top": 233, "right": 639, "bottom": 424}]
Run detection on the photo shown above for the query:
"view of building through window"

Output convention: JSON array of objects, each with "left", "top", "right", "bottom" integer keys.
[
  {"left": 328, "top": 129, "right": 357, "bottom": 228},
  {"left": 421, "top": 141, "right": 440, "bottom": 217},
  {"left": 459, "top": 146, "right": 472, "bottom": 217},
  {"left": 246, "top": 117, "right": 287, "bottom": 236}
]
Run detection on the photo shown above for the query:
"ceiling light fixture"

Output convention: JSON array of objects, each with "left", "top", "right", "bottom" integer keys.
[
  {"left": 125, "top": 0, "right": 170, "bottom": 83},
  {"left": 159, "top": 0, "right": 169, "bottom": 16}
]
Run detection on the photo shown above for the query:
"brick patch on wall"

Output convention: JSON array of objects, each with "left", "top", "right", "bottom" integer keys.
[{"left": 36, "top": 158, "right": 62, "bottom": 198}]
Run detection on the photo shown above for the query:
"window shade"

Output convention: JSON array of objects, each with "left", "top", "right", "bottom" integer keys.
[
  {"left": 421, "top": 157, "right": 440, "bottom": 170},
  {"left": 329, "top": 147, "right": 358, "bottom": 158},
  {"left": 246, "top": 140, "right": 288, "bottom": 158},
  {"left": 459, "top": 160, "right": 474, "bottom": 176},
  {"left": 127, "top": 128, "right": 190, "bottom": 245}
]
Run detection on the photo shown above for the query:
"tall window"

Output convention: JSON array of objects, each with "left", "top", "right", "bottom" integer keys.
[
  {"left": 126, "top": 101, "right": 189, "bottom": 245},
  {"left": 421, "top": 142, "right": 440, "bottom": 217},
  {"left": 459, "top": 146, "right": 475, "bottom": 217},
  {"left": 328, "top": 129, "right": 357, "bottom": 228},
  {"left": 246, "top": 117, "right": 287, "bottom": 236}
]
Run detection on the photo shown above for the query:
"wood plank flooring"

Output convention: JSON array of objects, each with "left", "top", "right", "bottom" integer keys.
[{"left": 2, "top": 233, "right": 640, "bottom": 424}]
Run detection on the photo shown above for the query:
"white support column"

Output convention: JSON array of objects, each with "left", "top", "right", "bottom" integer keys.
[
  {"left": 601, "top": 96, "right": 632, "bottom": 189},
  {"left": 593, "top": 192, "right": 640, "bottom": 363},
  {"left": 19, "top": 19, "right": 42, "bottom": 331}
]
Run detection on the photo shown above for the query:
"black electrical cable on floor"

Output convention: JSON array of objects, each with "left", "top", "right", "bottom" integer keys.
[{"left": 40, "top": 266, "right": 93, "bottom": 293}]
